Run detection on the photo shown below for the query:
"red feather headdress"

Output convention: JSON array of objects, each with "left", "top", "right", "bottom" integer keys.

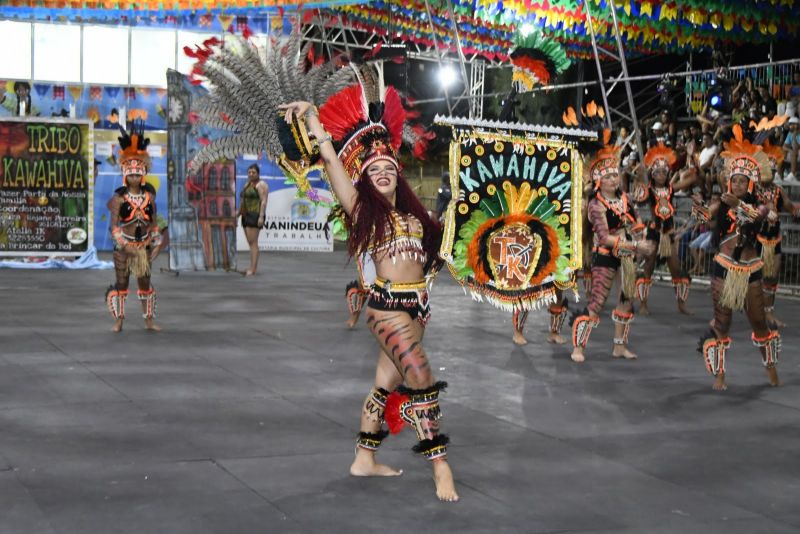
[{"left": 318, "top": 83, "right": 406, "bottom": 182}]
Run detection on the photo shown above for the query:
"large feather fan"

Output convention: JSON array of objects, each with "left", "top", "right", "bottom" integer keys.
[{"left": 185, "top": 27, "right": 357, "bottom": 171}]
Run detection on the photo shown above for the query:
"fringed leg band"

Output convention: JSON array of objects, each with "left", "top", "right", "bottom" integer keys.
[
  {"left": 106, "top": 286, "right": 128, "bottom": 320},
  {"left": 672, "top": 277, "right": 690, "bottom": 303},
  {"left": 385, "top": 381, "right": 448, "bottom": 460},
  {"left": 345, "top": 280, "right": 367, "bottom": 316},
  {"left": 752, "top": 331, "right": 781, "bottom": 368},
  {"left": 549, "top": 299, "right": 569, "bottom": 335},
  {"left": 413, "top": 435, "right": 450, "bottom": 461},
  {"left": 611, "top": 309, "right": 634, "bottom": 345},
  {"left": 137, "top": 288, "right": 157, "bottom": 319},
  {"left": 356, "top": 430, "right": 390, "bottom": 452},
  {"left": 512, "top": 309, "right": 529, "bottom": 333},
  {"left": 636, "top": 278, "right": 652, "bottom": 303},
  {"left": 571, "top": 309, "right": 599, "bottom": 349},
  {"left": 698, "top": 329, "right": 730, "bottom": 376}
]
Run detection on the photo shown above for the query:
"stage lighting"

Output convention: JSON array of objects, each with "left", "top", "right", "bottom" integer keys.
[{"left": 438, "top": 65, "right": 458, "bottom": 89}]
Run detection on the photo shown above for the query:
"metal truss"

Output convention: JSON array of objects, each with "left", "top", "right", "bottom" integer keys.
[
  {"left": 298, "top": 9, "right": 497, "bottom": 115},
  {"left": 469, "top": 60, "right": 486, "bottom": 119},
  {"left": 583, "top": 0, "right": 643, "bottom": 161}
]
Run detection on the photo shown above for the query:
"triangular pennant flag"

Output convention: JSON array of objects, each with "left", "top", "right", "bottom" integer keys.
[
  {"left": 53, "top": 85, "right": 65, "bottom": 100},
  {"left": 105, "top": 86, "right": 121, "bottom": 98},
  {"left": 125, "top": 87, "right": 136, "bottom": 100},
  {"left": 34, "top": 83, "right": 51, "bottom": 97},
  {"left": 90, "top": 86, "right": 103, "bottom": 100},
  {"left": 139, "top": 87, "right": 151, "bottom": 97},
  {"left": 68, "top": 85, "right": 83, "bottom": 100},
  {"left": 218, "top": 14, "right": 233, "bottom": 31}
]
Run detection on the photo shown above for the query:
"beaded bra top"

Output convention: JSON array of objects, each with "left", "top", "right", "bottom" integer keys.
[{"left": 368, "top": 212, "right": 427, "bottom": 264}]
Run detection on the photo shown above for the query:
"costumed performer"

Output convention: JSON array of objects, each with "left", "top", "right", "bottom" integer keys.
[
  {"left": 570, "top": 135, "right": 653, "bottom": 363},
  {"left": 280, "top": 85, "right": 458, "bottom": 501},
  {"left": 697, "top": 125, "right": 780, "bottom": 391},
  {"left": 105, "top": 122, "right": 161, "bottom": 332},
  {"left": 632, "top": 143, "right": 696, "bottom": 316}
]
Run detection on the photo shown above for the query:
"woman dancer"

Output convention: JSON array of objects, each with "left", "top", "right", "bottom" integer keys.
[
  {"left": 105, "top": 123, "right": 161, "bottom": 332},
  {"left": 754, "top": 139, "right": 799, "bottom": 328},
  {"left": 571, "top": 142, "right": 652, "bottom": 363},
  {"left": 697, "top": 127, "right": 780, "bottom": 390},
  {"left": 280, "top": 86, "right": 458, "bottom": 501},
  {"left": 633, "top": 144, "right": 696, "bottom": 315},
  {"left": 239, "top": 163, "right": 268, "bottom": 276}
]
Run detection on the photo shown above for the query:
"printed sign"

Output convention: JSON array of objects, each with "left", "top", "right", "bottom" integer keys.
[
  {"left": 0, "top": 118, "right": 93, "bottom": 256},
  {"left": 440, "top": 128, "right": 584, "bottom": 311}
]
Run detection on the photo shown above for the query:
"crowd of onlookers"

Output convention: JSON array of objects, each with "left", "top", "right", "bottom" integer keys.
[{"left": 615, "top": 69, "right": 800, "bottom": 276}]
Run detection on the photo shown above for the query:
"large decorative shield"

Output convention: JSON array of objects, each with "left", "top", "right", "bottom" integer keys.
[{"left": 436, "top": 117, "right": 596, "bottom": 312}]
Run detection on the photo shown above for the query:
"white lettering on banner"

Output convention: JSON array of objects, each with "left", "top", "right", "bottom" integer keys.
[{"left": 460, "top": 150, "right": 569, "bottom": 201}]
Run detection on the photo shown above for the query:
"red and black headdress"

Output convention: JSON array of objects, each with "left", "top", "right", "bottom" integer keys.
[
  {"left": 318, "top": 82, "right": 406, "bottom": 182},
  {"left": 118, "top": 121, "right": 151, "bottom": 185}
]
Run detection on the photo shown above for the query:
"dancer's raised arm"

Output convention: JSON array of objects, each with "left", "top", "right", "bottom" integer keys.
[{"left": 279, "top": 101, "right": 358, "bottom": 215}]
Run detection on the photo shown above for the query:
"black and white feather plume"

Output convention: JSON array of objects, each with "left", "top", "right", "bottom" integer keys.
[{"left": 184, "top": 27, "right": 357, "bottom": 171}]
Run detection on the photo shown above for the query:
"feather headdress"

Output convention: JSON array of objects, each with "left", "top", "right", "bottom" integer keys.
[
  {"left": 118, "top": 120, "right": 151, "bottom": 184},
  {"left": 751, "top": 115, "right": 788, "bottom": 170},
  {"left": 643, "top": 143, "right": 676, "bottom": 173},
  {"left": 563, "top": 102, "right": 616, "bottom": 185},
  {"left": 184, "top": 27, "right": 358, "bottom": 198},
  {"left": 720, "top": 124, "right": 771, "bottom": 191},
  {"left": 318, "top": 78, "right": 406, "bottom": 182},
  {"left": 510, "top": 32, "right": 571, "bottom": 91}
]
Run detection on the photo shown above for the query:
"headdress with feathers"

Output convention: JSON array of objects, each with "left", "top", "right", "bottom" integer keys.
[
  {"left": 118, "top": 120, "right": 151, "bottom": 184},
  {"left": 750, "top": 114, "right": 789, "bottom": 169},
  {"left": 184, "top": 28, "right": 357, "bottom": 200},
  {"left": 562, "top": 101, "right": 617, "bottom": 186},
  {"left": 318, "top": 77, "right": 405, "bottom": 182},
  {"left": 184, "top": 28, "right": 432, "bottom": 200},
  {"left": 510, "top": 32, "right": 571, "bottom": 91},
  {"left": 720, "top": 124, "right": 771, "bottom": 191},
  {"left": 643, "top": 143, "right": 676, "bottom": 173}
]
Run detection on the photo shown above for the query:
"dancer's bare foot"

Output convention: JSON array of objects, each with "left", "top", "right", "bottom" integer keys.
[
  {"left": 345, "top": 314, "right": 359, "bottom": 330},
  {"left": 639, "top": 303, "right": 650, "bottom": 316},
  {"left": 712, "top": 372, "right": 727, "bottom": 391},
  {"left": 570, "top": 347, "right": 585, "bottom": 363},
  {"left": 244, "top": 270, "right": 255, "bottom": 277},
  {"left": 432, "top": 459, "right": 459, "bottom": 502},
  {"left": 677, "top": 301, "right": 694, "bottom": 315},
  {"left": 112, "top": 319, "right": 124, "bottom": 332},
  {"left": 766, "top": 366, "right": 780, "bottom": 387},
  {"left": 512, "top": 331, "right": 528, "bottom": 345},
  {"left": 350, "top": 450, "right": 402, "bottom": 477},
  {"left": 612, "top": 345, "right": 637, "bottom": 359},
  {"left": 144, "top": 318, "right": 162, "bottom": 331},
  {"left": 547, "top": 332, "right": 567, "bottom": 345}
]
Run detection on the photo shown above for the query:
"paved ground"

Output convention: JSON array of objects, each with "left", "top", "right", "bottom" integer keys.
[{"left": 1, "top": 249, "right": 799, "bottom": 534}]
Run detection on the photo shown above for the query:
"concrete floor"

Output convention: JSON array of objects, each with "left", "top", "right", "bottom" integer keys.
[{"left": 1, "top": 249, "right": 799, "bottom": 534}]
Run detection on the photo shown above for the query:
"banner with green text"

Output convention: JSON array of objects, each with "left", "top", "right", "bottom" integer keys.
[{"left": 0, "top": 118, "right": 94, "bottom": 256}]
